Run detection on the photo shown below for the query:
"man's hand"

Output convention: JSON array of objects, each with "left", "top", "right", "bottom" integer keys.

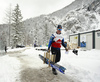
[
  {"left": 65, "top": 48, "right": 68, "bottom": 51},
  {"left": 47, "top": 49, "right": 50, "bottom": 53}
]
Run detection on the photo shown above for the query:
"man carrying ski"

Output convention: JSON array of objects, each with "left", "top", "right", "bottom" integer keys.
[{"left": 48, "top": 25, "right": 68, "bottom": 75}]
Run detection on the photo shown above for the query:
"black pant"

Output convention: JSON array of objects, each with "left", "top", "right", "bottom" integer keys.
[{"left": 51, "top": 47, "right": 61, "bottom": 63}]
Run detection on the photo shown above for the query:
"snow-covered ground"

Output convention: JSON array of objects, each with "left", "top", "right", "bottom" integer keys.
[
  {"left": 0, "top": 47, "right": 100, "bottom": 82},
  {"left": 60, "top": 49, "right": 100, "bottom": 82},
  {"left": 0, "top": 52, "right": 21, "bottom": 82}
]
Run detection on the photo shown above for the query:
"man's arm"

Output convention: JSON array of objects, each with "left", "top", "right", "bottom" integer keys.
[
  {"left": 48, "top": 34, "right": 55, "bottom": 50},
  {"left": 62, "top": 39, "right": 68, "bottom": 51},
  {"left": 62, "top": 38, "right": 67, "bottom": 48}
]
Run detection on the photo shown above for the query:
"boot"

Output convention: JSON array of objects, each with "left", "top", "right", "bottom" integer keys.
[{"left": 52, "top": 68, "right": 57, "bottom": 75}]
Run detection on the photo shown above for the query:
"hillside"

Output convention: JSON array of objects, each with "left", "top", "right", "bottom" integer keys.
[
  {"left": 0, "top": 0, "right": 100, "bottom": 47},
  {"left": 49, "top": 0, "right": 95, "bottom": 18}
]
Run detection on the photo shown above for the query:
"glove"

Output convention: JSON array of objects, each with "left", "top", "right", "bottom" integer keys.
[
  {"left": 65, "top": 48, "right": 68, "bottom": 51},
  {"left": 47, "top": 49, "right": 50, "bottom": 53}
]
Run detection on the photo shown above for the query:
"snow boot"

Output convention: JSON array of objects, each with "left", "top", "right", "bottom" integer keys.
[{"left": 52, "top": 68, "right": 57, "bottom": 75}]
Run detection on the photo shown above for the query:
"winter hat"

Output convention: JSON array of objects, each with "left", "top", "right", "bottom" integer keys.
[{"left": 57, "top": 25, "right": 62, "bottom": 29}]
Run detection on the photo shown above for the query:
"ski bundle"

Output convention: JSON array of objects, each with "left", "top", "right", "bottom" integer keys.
[{"left": 39, "top": 54, "right": 66, "bottom": 74}]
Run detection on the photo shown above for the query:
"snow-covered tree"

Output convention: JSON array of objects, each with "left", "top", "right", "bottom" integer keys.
[
  {"left": 3, "top": 4, "right": 12, "bottom": 47},
  {"left": 11, "top": 4, "right": 24, "bottom": 47}
]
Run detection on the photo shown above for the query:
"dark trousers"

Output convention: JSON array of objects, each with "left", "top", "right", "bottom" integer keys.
[{"left": 51, "top": 47, "right": 61, "bottom": 63}]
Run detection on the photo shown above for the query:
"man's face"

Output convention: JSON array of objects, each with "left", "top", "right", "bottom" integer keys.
[{"left": 57, "top": 28, "right": 62, "bottom": 34}]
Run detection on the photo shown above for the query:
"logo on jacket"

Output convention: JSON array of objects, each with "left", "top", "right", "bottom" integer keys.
[{"left": 56, "top": 39, "right": 62, "bottom": 43}]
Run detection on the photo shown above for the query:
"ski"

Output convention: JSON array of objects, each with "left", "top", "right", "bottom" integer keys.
[{"left": 39, "top": 54, "right": 66, "bottom": 74}]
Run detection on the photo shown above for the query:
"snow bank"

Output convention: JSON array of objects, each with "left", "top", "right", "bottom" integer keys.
[
  {"left": 0, "top": 55, "right": 21, "bottom": 82},
  {"left": 60, "top": 49, "right": 100, "bottom": 82}
]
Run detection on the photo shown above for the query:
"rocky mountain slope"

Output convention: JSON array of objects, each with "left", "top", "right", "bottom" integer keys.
[{"left": 0, "top": 0, "right": 100, "bottom": 46}]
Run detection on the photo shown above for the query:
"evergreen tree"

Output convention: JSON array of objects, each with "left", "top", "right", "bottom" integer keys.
[{"left": 11, "top": 4, "right": 24, "bottom": 47}]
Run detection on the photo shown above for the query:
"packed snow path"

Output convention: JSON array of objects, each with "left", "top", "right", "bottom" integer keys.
[{"left": 8, "top": 48, "right": 75, "bottom": 82}]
